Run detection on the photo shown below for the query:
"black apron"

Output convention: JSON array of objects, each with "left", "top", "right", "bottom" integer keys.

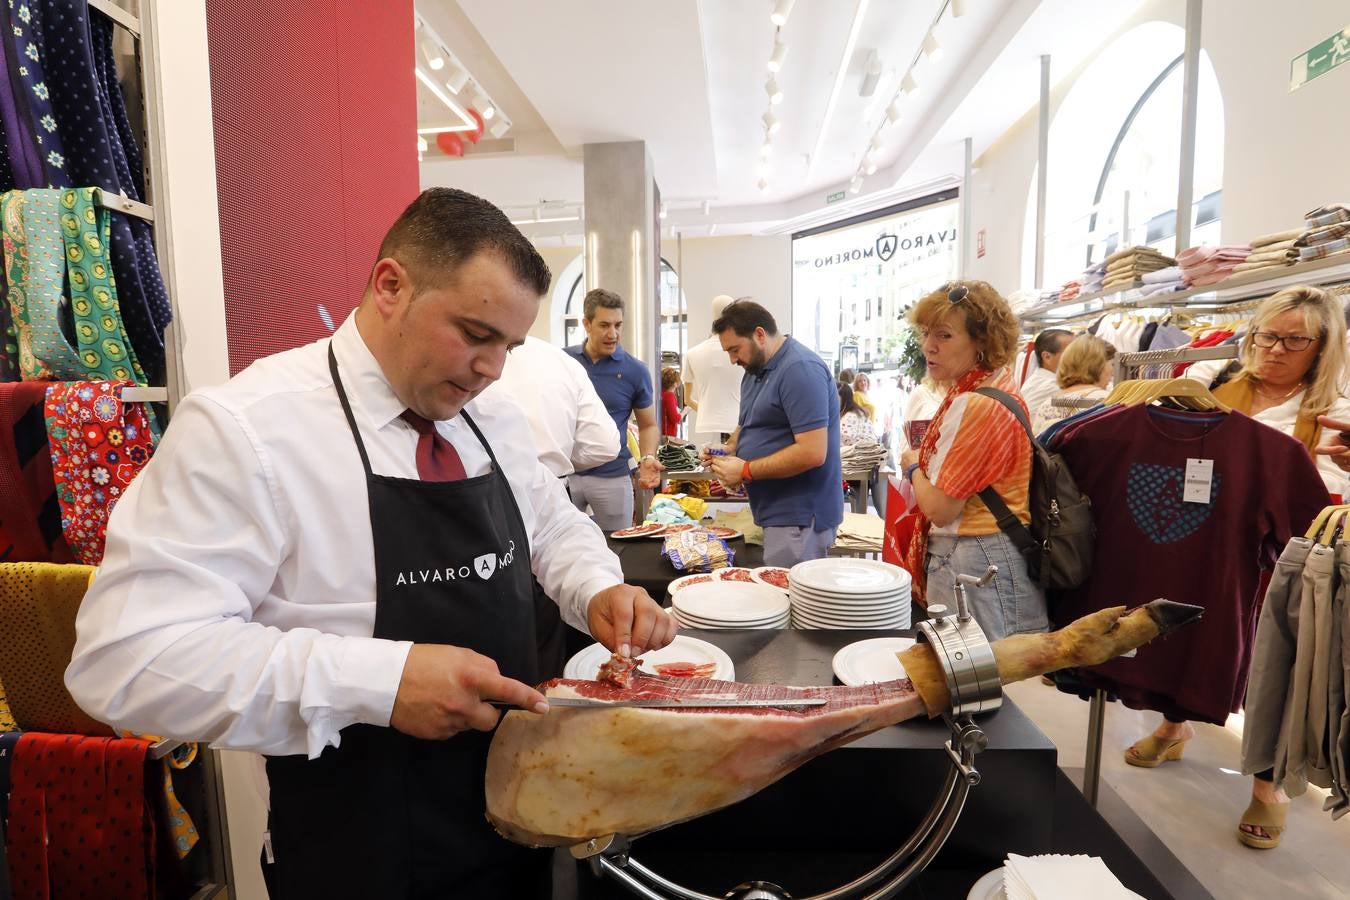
[{"left": 264, "top": 346, "right": 550, "bottom": 899}]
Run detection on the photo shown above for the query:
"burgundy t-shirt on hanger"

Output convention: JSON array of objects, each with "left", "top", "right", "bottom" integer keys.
[{"left": 1054, "top": 404, "right": 1329, "bottom": 723}]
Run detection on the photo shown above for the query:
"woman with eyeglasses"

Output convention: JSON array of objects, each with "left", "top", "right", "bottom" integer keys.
[
  {"left": 1129, "top": 284, "right": 1349, "bottom": 851},
  {"left": 898, "top": 280, "right": 1048, "bottom": 640},
  {"left": 1209, "top": 285, "right": 1350, "bottom": 493}
]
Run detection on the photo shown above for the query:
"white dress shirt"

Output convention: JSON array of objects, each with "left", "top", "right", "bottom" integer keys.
[
  {"left": 1251, "top": 391, "right": 1350, "bottom": 495},
  {"left": 66, "top": 313, "right": 623, "bottom": 759},
  {"left": 683, "top": 336, "right": 743, "bottom": 434},
  {"left": 1018, "top": 367, "right": 1058, "bottom": 415},
  {"left": 478, "top": 336, "right": 620, "bottom": 477}
]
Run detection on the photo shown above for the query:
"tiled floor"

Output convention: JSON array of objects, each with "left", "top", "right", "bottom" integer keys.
[{"left": 1005, "top": 679, "right": 1350, "bottom": 899}]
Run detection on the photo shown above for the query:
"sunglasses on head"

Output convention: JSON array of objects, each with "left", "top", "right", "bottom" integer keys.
[{"left": 942, "top": 283, "right": 970, "bottom": 304}]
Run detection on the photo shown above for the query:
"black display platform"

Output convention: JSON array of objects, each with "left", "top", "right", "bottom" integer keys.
[{"left": 605, "top": 535, "right": 764, "bottom": 599}]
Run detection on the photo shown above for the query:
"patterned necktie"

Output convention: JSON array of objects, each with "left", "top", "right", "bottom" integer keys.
[{"left": 400, "top": 410, "right": 467, "bottom": 482}]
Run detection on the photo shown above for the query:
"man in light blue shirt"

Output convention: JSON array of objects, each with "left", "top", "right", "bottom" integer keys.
[
  {"left": 703, "top": 300, "right": 843, "bottom": 566},
  {"left": 565, "top": 289, "right": 661, "bottom": 531}
]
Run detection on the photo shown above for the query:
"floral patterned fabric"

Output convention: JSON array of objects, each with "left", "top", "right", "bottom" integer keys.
[
  {"left": 44, "top": 380, "right": 155, "bottom": 564},
  {"left": 2, "top": 189, "right": 83, "bottom": 380},
  {"left": 2, "top": 0, "right": 69, "bottom": 187}
]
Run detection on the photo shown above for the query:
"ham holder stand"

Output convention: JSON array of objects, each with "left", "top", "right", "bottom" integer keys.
[{"left": 572, "top": 567, "right": 1006, "bottom": 900}]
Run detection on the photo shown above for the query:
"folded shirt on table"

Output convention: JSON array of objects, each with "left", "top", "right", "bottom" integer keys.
[
  {"left": 1299, "top": 238, "right": 1350, "bottom": 262},
  {"left": 1305, "top": 204, "right": 1350, "bottom": 228},
  {"left": 1250, "top": 227, "right": 1305, "bottom": 248},
  {"left": 1296, "top": 221, "right": 1350, "bottom": 246}
]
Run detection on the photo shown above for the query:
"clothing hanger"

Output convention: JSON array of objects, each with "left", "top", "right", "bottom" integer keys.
[
  {"left": 1304, "top": 504, "right": 1350, "bottom": 541},
  {"left": 1320, "top": 509, "right": 1349, "bottom": 546}
]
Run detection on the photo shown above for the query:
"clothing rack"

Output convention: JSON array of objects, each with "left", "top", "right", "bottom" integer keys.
[
  {"left": 1050, "top": 395, "right": 1101, "bottom": 410},
  {"left": 1116, "top": 344, "right": 1239, "bottom": 370},
  {"left": 0, "top": 3, "right": 231, "bottom": 897}
]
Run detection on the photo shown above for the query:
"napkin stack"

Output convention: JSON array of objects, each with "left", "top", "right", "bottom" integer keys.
[{"left": 1001, "top": 854, "right": 1143, "bottom": 900}]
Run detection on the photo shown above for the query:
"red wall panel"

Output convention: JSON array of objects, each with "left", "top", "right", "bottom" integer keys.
[{"left": 206, "top": 1, "right": 419, "bottom": 374}]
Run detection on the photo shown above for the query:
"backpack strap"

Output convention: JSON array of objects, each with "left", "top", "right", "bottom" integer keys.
[{"left": 971, "top": 387, "right": 1038, "bottom": 556}]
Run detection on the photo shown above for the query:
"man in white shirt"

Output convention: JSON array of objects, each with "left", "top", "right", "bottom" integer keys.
[
  {"left": 1019, "top": 328, "right": 1074, "bottom": 412},
  {"left": 65, "top": 188, "right": 676, "bottom": 899},
  {"left": 479, "top": 335, "right": 619, "bottom": 478},
  {"left": 683, "top": 294, "right": 745, "bottom": 440}
]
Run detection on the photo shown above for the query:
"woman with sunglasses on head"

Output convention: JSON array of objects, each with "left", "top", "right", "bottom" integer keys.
[
  {"left": 898, "top": 280, "right": 1048, "bottom": 640},
  {"left": 1131, "top": 284, "right": 1350, "bottom": 850}
]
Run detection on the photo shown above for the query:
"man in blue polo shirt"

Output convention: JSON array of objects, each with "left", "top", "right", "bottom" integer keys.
[
  {"left": 703, "top": 300, "right": 842, "bottom": 567},
  {"left": 566, "top": 288, "right": 662, "bottom": 531}
]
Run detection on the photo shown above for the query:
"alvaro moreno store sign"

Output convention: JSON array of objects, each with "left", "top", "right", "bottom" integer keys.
[{"left": 791, "top": 190, "right": 961, "bottom": 371}]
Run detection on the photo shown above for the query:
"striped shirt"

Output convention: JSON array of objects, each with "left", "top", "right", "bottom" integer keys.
[{"left": 926, "top": 370, "right": 1032, "bottom": 537}]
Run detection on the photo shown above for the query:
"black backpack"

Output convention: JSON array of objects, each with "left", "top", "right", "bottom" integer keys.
[{"left": 972, "top": 388, "right": 1094, "bottom": 590}]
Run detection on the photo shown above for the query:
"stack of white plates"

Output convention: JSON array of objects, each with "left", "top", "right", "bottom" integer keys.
[
  {"left": 670, "top": 580, "right": 791, "bottom": 629},
  {"left": 788, "top": 558, "right": 912, "bottom": 630}
]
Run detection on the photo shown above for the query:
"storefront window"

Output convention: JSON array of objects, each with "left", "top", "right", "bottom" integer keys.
[{"left": 1024, "top": 21, "right": 1224, "bottom": 289}]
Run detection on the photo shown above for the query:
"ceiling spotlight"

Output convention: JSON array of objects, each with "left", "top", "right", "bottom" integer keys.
[
  {"left": 865, "top": 162, "right": 878, "bottom": 176},
  {"left": 472, "top": 90, "right": 496, "bottom": 120},
  {"left": 760, "top": 141, "right": 773, "bottom": 158},
  {"left": 489, "top": 118, "right": 509, "bottom": 139},
  {"left": 417, "top": 135, "right": 428, "bottom": 153},
  {"left": 758, "top": 178, "right": 770, "bottom": 192},
  {"left": 951, "top": 0, "right": 967, "bottom": 17},
  {"left": 762, "top": 111, "right": 781, "bottom": 134},
  {"left": 869, "top": 134, "right": 883, "bottom": 152},
  {"left": 420, "top": 36, "right": 445, "bottom": 71},
  {"left": 659, "top": 201, "right": 668, "bottom": 219},
  {"left": 901, "top": 71, "right": 919, "bottom": 95},
  {"left": 922, "top": 32, "right": 942, "bottom": 61},
  {"left": 770, "top": 0, "right": 796, "bottom": 27},
  {"left": 767, "top": 37, "right": 789, "bottom": 73},
  {"left": 849, "top": 177, "right": 862, "bottom": 194},
  {"left": 445, "top": 61, "right": 470, "bottom": 94},
  {"left": 701, "top": 200, "right": 711, "bottom": 216},
  {"left": 885, "top": 99, "right": 902, "bottom": 124},
  {"left": 766, "top": 77, "right": 784, "bottom": 105},
  {"left": 859, "top": 50, "right": 883, "bottom": 97}
]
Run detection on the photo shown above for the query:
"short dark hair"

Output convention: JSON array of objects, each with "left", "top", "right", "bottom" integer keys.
[
  {"left": 712, "top": 299, "right": 778, "bottom": 338},
  {"left": 838, "top": 368, "right": 856, "bottom": 385},
  {"left": 377, "top": 188, "right": 551, "bottom": 296},
  {"left": 583, "top": 288, "right": 624, "bottom": 321},
  {"left": 1035, "top": 328, "right": 1073, "bottom": 365}
]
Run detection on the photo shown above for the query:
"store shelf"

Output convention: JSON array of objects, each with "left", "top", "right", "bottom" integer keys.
[{"left": 1021, "top": 253, "right": 1350, "bottom": 323}]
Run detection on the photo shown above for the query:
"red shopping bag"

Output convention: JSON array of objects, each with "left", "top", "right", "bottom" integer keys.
[{"left": 881, "top": 474, "right": 923, "bottom": 578}]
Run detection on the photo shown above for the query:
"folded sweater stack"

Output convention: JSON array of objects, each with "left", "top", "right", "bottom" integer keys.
[
  {"left": 1175, "top": 245, "right": 1252, "bottom": 286},
  {"left": 1102, "top": 246, "right": 1176, "bottom": 291},
  {"left": 1232, "top": 227, "right": 1302, "bottom": 275},
  {"left": 1295, "top": 204, "right": 1350, "bottom": 263}
]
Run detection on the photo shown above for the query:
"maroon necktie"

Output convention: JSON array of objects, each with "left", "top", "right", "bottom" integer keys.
[{"left": 401, "top": 411, "right": 467, "bottom": 481}]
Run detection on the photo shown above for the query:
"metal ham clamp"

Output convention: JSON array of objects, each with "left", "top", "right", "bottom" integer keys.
[{"left": 571, "top": 565, "right": 1007, "bottom": 900}]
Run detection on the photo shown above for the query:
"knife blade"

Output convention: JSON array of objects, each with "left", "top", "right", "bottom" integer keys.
[{"left": 491, "top": 697, "right": 827, "bottom": 711}]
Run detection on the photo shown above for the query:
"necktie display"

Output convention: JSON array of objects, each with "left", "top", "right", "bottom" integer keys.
[{"left": 401, "top": 409, "right": 467, "bottom": 481}]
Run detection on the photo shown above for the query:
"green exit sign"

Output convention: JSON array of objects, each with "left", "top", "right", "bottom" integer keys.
[
  {"left": 826, "top": 191, "right": 846, "bottom": 204},
  {"left": 1291, "top": 26, "right": 1350, "bottom": 91}
]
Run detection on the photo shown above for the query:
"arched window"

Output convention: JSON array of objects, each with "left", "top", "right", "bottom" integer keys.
[
  {"left": 561, "top": 258, "right": 686, "bottom": 354},
  {"left": 1022, "top": 22, "right": 1224, "bottom": 288}
]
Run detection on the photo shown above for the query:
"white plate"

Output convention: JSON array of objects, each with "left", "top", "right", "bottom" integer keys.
[
  {"left": 792, "top": 613, "right": 909, "bottom": 631},
  {"left": 563, "top": 635, "right": 735, "bottom": 682},
  {"left": 750, "top": 566, "right": 791, "bottom": 591},
  {"left": 673, "top": 606, "right": 791, "bottom": 626},
  {"left": 790, "top": 591, "right": 908, "bottom": 612},
  {"left": 675, "top": 613, "right": 789, "bottom": 630},
  {"left": 791, "top": 608, "right": 910, "bottom": 629},
  {"left": 966, "top": 867, "right": 1005, "bottom": 900},
  {"left": 668, "top": 572, "right": 721, "bottom": 595},
  {"left": 673, "top": 581, "right": 791, "bottom": 623},
  {"left": 831, "top": 637, "right": 918, "bottom": 685},
  {"left": 788, "top": 580, "right": 909, "bottom": 602},
  {"left": 610, "top": 524, "right": 671, "bottom": 540},
  {"left": 699, "top": 526, "right": 744, "bottom": 542},
  {"left": 790, "top": 558, "right": 910, "bottom": 595}
]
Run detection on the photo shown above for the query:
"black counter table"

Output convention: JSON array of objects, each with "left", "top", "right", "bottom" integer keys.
[{"left": 606, "top": 534, "right": 763, "bottom": 599}]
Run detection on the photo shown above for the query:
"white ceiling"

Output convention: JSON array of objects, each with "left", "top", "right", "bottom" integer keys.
[{"left": 414, "top": 0, "right": 1153, "bottom": 237}]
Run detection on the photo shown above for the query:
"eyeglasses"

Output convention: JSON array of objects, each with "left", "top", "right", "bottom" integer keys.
[{"left": 1251, "top": 331, "right": 1318, "bottom": 352}]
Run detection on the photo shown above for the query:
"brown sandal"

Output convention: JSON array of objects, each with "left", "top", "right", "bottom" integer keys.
[
  {"left": 1237, "top": 797, "right": 1288, "bottom": 849},
  {"left": 1124, "top": 735, "right": 1187, "bottom": 768}
]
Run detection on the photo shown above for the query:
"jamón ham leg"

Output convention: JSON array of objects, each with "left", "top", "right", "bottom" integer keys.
[{"left": 485, "top": 599, "right": 1200, "bottom": 847}]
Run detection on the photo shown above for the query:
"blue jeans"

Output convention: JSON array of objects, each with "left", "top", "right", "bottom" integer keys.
[{"left": 925, "top": 531, "right": 1048, "bottom": 639}]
